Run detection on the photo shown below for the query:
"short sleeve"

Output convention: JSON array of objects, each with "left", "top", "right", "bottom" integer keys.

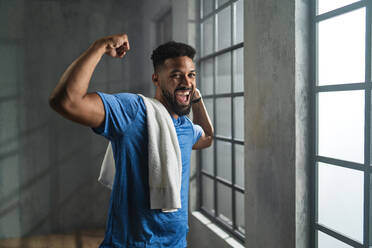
[
  {"left": 192, "top": 124, "right": 204, "bottom": 145},
  {"left": 92, "top": 91, "right": 140, "bottom": 140}
]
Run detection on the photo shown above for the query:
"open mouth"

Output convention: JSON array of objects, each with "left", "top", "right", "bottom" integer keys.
[{"left": 175, "top": 88, "right": 192, "bottom": 105}]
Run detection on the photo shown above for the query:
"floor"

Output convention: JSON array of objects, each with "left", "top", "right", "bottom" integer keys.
[{"left": 0, "top": 229, "right": 105, "bottom": 248}]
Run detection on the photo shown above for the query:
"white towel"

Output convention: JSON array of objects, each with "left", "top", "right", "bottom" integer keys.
[
  {"left": 98, "top": 141, "right": 115, "bottom": 189},
  {"left": 98, "top": 94, "right": 182, "bottom": 212}
]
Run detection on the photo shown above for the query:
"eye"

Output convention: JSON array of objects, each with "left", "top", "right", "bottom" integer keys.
[
  {"left": 171, "top": 74, "right": 182, "bottom": 79},
  {"left": 188, "top": 73, "right": 196, "bottom": 78}
]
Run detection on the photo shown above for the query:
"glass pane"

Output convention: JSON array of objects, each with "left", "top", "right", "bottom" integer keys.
[
  {"left": 370, "top": 174, "right": 372, "bottom": 245},
  {"left": 236, "top": 191, "right": 245, "bottom": 234},
  {"left": 201, "top": 58, "right": 214, "bottom": 95},
  {"left": 317, "top": 8, "right": 365, "bottom": 85},
  {"left": 317, "top": 0, "right": 360, "bottom": 15},
  {"left": 234, "top": 0, "right": 244, "bottom": 44},
  {"left": 233, "top": 47, "right": 244, "bottom": 92},
  {"left": 217, "top": 6, "right": 231, "bottom": 51},
  {"left": 202, "top": 16, "right": 214, "bottom": 56},
  {"left": 204, "top": 98, "right": 214, "bottom": 125},
  {"left": 217, "top": 182, "right": 232, "bottom": 225},
  {"left": 202, "top": 142, "right": 214, "bottom": 175},
  {"left": 202, "top": 175, "right": 215, "bottom": 214},
  {"left": 235, "top": 144, "right": 244, "bottom": 188},
  {"left": 317, "top": 231, "right": 353, "bottom": 248},
  {"left": 216, "top": 97, "right": 231, "bottom": 137},
  {"left": 202, "top": 0, "right": 214, "bottom": 17},
  {"left": 318, "top": 162, "right": 364, "bottom": 242},
  {"left": 216, "top": 140, "right": 232, "bottom": 181},
  {"left": 218, "top": 0, "right": 229, "bottom": 7},
  {"left": 216, "top": 52, "right": 231, "bottom": 94},
  {"left": 234, "top": 96, "right": 244, "bottom": 140},
  {"left": 318, "top": 90, "right": 364, "bottom": 163}
]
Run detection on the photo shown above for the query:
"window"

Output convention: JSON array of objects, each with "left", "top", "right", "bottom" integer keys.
[
  {"left": 312, "top": 0, "right": 371, "bottom": 247},
  {"left": 198, "top": 0, "right": 244, "bottom": 243}
]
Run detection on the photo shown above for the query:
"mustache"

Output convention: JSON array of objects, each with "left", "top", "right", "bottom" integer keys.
[{"left": 175, "top": 87, "right": 192, "bottom": 91}]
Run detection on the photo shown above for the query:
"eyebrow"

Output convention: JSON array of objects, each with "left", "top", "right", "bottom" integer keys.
[{"left": 170, "top": 69, "right": 197, "bottom": 73}]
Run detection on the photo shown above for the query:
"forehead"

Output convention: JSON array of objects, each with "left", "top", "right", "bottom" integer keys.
[{"left": 162, "top": 56, "right": 195, "bottom": 72}]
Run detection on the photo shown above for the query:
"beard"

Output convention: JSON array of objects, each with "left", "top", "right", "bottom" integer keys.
[{"left": 161, "top": 87, "right": 192, "bottom": 116}]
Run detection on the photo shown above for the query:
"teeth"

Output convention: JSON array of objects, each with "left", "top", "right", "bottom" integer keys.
[{"left": 176, "top": 91, "right": 190, "bottom": 96}]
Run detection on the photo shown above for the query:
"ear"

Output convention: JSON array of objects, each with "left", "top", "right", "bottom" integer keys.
[{"left": 152, "top": 73, "right": 159, "bottom": 87}]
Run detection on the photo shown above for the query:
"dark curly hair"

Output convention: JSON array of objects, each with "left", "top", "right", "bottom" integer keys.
[{"left": 150, "top": 41, "right": 196, "bottom": 71}]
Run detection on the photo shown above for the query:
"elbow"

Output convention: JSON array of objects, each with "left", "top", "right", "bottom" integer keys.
[
  {"left": 48, "top": 95, "right": 59, "bottom": 111},
  {"left": 206, "top": 135, "right": 213, "bottom": 147},
  {"left": 210, "top": 126, "right": 214, "bottom": 138},
  {"left": 48, "top": 94, "right": 66, "bottom": 113},
  {"left": 204, "top": 130, "right": 214, "bottom": 148},
  {"left": 48, "top": 93, "right": 72, "bottom": 113},
  {"left": 48, "top": 95, "right": 59, "bottom": 112},
  {"left": 205, "top": 127, "right": 214, "bottom": 147}
]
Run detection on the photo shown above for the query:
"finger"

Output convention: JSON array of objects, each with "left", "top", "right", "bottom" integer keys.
[
  {"left": 110, "top": 40, "right": 120, "bottom": 49},
  {"left": 116, "top": 46, "right": 127, "bottom": 57},
  {"left": 122, "top": 33, "right": 128, "bottom": 42},
  {"left": 120, "top": 41, "right": 129, "bottom": 51},
  {"left": 116, "top": 45, "right": 125, "bottom": 55},
  {"left": 117, "top": 48, "right": 124, "bottom": 57},
  {"left": 119, "top": 51, "right": 126, "bottom": 58},
  {"left": 121, "top": 34, "right": 130, "bottom": 50},
  {"left": 109, "top": 50, "right": 116, "bottom": 57}
]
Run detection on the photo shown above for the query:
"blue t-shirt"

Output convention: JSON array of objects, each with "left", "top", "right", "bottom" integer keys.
[{"left": 92, "top": 92, "right": 203, "bottom": 248}]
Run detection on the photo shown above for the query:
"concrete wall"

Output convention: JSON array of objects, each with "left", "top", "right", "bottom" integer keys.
[
  {"left": 141, "top": 0, "right": 172, "bottom": 97},
  {"left": 187, "top": 0, "right": 311, "bottom": 247},
  {"left": 0, "top": 0, "right": 311, "bottom": 246},
  {"left": 244, "top": 0, "right": 311, "bottom": 247},
  {"left": 0, "top": 0, "right": 145, "bottom": 239},
  {"left": 0, "top": 0, "right": 198, "bottom": 241}
]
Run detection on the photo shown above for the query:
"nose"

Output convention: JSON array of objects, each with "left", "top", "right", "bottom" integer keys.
[{"left": 182, "top": 74, "right": 193, "bottom": 88}]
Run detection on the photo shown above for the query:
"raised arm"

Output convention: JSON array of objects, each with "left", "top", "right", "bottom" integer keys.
[
  {"left": 192, "top": 89, "right": 214, "bottom": 149},
  {"left": 48, "top": 33, "right": 130, "bottom": 128}
]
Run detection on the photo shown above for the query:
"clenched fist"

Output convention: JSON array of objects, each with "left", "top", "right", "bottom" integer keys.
[{"left": 97, "top": 33, "right": 130, "bottom": 58}]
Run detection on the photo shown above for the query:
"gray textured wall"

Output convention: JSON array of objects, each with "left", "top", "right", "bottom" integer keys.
[
  {"left": 0, "top": 0, "right": 147, "bottom": 239},
  {"left": 0, "top": 0, "right": 312, "bottom": 246},
  {"left": 295, "top": 0, "right": 311, "bottom": 247},
  {"left": 244, "top": 0, "right": 310, "bottom": 247},
  {"left": 141, "top": 0, "right": 172, "bottom": 97}
]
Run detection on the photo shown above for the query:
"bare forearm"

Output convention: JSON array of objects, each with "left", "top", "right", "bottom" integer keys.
[
  {"left": 49, "top": 40, "right": 106, "bottom": 107},
  {"left": 192, "top": 99, "right": 214, "bottom": 137}
]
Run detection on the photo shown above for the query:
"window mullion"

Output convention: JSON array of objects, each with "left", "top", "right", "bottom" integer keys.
[
  {"left": 199, "top": 0, "right": 245, "bottom": 242},
  {"left": 313, "top": 0, "right": 370, "bottom": 247},
  {"left": 364, "top": 0, "right": 371, "bottom": 246},
  {"left": 230, "top": 1, "right": 237, "bottom": 232},
  {"left": 213, "top": 0, "right": 218, "bottom": 218}
]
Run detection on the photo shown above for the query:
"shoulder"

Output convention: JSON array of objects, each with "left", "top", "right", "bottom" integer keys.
[
  {"left": 96, "top": 92, "right": 140, "bottom": 102},
  {"left": 111, "top": 92, "right": 143, "bottom": 110},
  {"left": 112, "top": 92, "right": 141, "bottom": 103},
  {"left": 96, "top": 92, "right": 144, "bottom": 116},
  {"left": 181, "top": 116, "right": 201, "bottom": 133},
  {"left": 181, "top": 116, "right": 204, "bottom": 144},
  {"left": 183, "top": 115, "right": 194, "bottom": 126}
]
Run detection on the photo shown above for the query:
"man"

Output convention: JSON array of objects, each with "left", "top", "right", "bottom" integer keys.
[{"left": 49, "top": 33, "right": 213, "bottom": 247}]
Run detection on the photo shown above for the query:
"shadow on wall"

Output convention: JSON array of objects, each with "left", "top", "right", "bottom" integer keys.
[{"left": 0, "top": 0, "right": 146, "bottom": 240}]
